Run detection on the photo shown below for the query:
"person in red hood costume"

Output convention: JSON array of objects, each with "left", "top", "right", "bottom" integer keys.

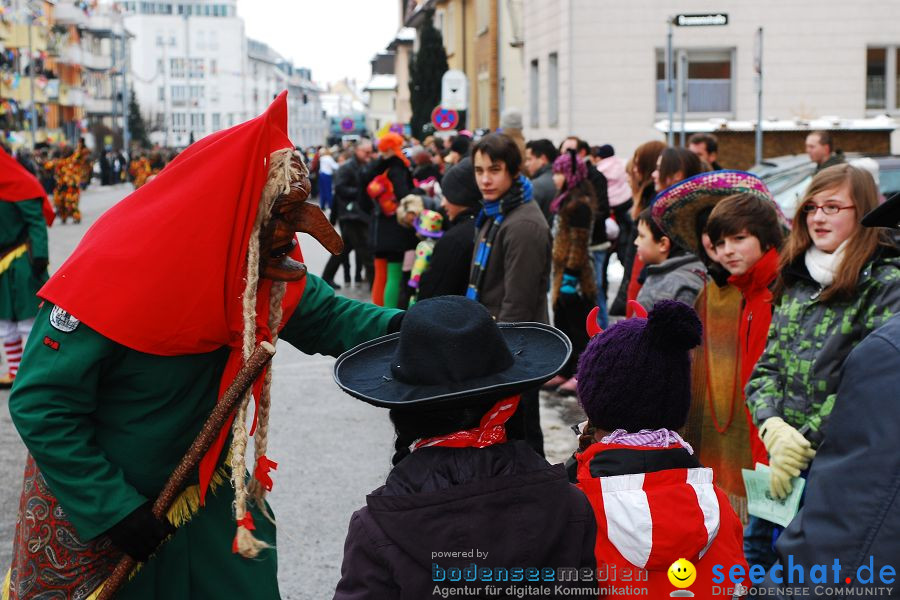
[
  {"left": 0, "top": 147, "right": 54, "bottom": 389},
  {"left": 574, "top": 301, "right": 748, "bottom": 599},
  {"left": 4, "top": 92, "right": 403, "bottom": 599}
]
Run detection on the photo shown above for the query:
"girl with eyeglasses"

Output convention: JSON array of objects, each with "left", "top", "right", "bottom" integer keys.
[{"left": 743, "top": 163, "right": 900, "bottom": 567}]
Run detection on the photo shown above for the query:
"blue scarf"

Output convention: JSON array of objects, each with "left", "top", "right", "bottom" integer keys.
[{"left": 466, "top": 176, "right": 533, "bottom": 301}]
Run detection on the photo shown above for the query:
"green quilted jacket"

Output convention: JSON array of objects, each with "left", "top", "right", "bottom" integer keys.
[{"left": 745, "top": 244, "right": 900, "bottom": 447}]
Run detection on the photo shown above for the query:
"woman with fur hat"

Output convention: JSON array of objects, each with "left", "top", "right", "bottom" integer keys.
[
  {"left": 573, "top": 301, "right": 747, "bottom": 598},
  {"left": 542, "top": 149, "right": 597, "bottom": 396},
  {"left": 332, "top": 296, "right": 597, "bottom": 599}
]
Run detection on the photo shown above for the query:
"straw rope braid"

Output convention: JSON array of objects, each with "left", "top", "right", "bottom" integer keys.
[
  {"left": 231, "top": 148, "right": 296, "bottom": 558},
  {"left": 247, "top": 280, "right": 285, "bottom": 523}
]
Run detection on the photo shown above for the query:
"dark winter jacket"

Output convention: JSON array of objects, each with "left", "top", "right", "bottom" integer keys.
[
  {"left": 529, "top": 164, "right": 557, "bottom": 224},
  {"left": 333, "top": 441, "right": 598, "bottom": 600},
  {"left": 333, "top": 156, "right": 373, "bottom": 223},
  {"left": 585, "top": 161, "right": 611, "bottom": 247},
  {"left": 369, "top": 156, "right": 418, "bottom": 256},
  {"left": 761, "top": 315, "right": 900, "bottom": 598},
  {"left": 814, "top": 153, "right": 846, "bottom": 173},
  {"left": 746, "top": 244, "right": 900, "bottom": 446},
  {"left": 417, "top": 209, "right": 477, "bottom": 300},
  {"left": 473, "top": 200, "right": 552, "bottom": 323}
]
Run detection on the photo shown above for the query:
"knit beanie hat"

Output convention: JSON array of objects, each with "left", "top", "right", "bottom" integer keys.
[
  {"left": 440, "top": 156, "right": 481, "bottom": 208},
  {"left": 500, "top": 108, "right": 523, "bottom": 131},
  {"left": 596, "top": 144, "right": 615, "bottom": 159},
  {"left": 449, "top": 135, "right": 471, "bottom": 156},
  {"left": 576, "top": 300, "right": 702, "bottom": 432}
]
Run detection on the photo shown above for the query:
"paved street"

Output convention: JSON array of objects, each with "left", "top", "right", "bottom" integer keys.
[{"left": 0, "top": 183, "right": 585, "bottom": 599}]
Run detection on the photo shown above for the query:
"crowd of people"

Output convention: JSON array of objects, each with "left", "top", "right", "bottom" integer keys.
[
  {"left": 308, "top": 119, "right": 900, "bottom": 594},
  {"left": 1, "top": 91, "right": 898, "bottom": 599}
]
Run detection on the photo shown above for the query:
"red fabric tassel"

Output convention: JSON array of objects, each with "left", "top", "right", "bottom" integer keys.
[
  {"left": 236, "top": 511, "right": 256, "bottom": 531},
  {"left": 254, "top": 455, "right": 279, "bottom": 492}
]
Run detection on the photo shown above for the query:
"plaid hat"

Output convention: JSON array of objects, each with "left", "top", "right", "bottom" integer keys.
[
  {"left": 576, "top": 300, "right": 702, "bottom": 432},
  {"left": 652, "top": 170, "right": 776, "bottom": 255},
  {"left": 415, "top": 209, "right": 444, "bottom": 238}
]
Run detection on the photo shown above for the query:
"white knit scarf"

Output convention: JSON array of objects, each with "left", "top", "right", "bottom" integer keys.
[{"left": 804, "top": 239, "right": 850, "bottom": 288}]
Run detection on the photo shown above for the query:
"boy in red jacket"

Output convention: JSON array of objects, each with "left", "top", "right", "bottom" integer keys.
[
  {"left": 707, "top": 193, "right": 788, "bottom": 570},
  {"left": 574, "top": 300, "right": 748, "bottom": 599}
]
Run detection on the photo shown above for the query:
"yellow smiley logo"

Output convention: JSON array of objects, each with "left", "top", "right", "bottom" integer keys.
[{"left": 667, "top": 558, "right": 697, "bottom": 589}]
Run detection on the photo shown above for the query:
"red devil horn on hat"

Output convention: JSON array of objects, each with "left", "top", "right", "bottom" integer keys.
[
  {"left": 586, "top": 307, "right": 603, "bottom": 338},
  {"left": 585, "top": 301, "right": 650, "bottom": 338},
  {"left": 628, "top": 300, "right": 648, "bottom": 319}
]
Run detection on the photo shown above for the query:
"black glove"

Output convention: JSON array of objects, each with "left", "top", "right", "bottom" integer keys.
[
  {"left": 31, "top": 257, "right": 48, "bottom": 276},
  {"left": 105, "top": 502, "right": 175, "bottom": 562}
]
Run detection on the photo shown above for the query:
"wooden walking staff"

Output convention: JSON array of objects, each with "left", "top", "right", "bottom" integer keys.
[{"left": 97, "top": 341, "right": 277, "bottom": 600}]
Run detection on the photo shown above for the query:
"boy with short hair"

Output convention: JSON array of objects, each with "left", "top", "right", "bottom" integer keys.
[
  {"left": 707, "top": 191, "right": 784, "bottom": 569},
  {"left": 634, "top": 208, "right": 705, "bottom": 311}
]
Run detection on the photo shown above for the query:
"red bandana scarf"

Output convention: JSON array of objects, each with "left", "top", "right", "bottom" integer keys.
[{"left": 414, "top": 396, "right": 521, "bottom": 450}]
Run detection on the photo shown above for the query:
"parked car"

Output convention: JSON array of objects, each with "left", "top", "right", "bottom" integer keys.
[{"left": 751, "top": 154, "right": 900, "bottom": 220}]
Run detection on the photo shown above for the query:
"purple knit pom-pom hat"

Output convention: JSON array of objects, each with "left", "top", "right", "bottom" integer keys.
[{"left": 576, "top": 300, "right": 703, "bottom": 433}]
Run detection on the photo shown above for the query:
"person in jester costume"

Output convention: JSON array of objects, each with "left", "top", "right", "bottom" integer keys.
[
  {"left": 0, "top": 147, "right": 54, "bottom": 389},
  {"left": 3, "top": 92, "right": 403, "bottom": 599}
]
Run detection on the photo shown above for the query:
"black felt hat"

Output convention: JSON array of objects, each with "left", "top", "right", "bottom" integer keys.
[
  {"left": 861, "top": 194, "right": 900, "bottom": 229},
  {"left": 333, "top": 296, "right": 572, "bottom": 408}
]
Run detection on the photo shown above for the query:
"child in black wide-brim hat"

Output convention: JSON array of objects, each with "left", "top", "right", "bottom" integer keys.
[{"left": 332, "top": 295, "right": 597, "bottom": 599}]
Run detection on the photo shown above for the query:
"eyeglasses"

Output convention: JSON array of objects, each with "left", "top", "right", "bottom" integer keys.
[{"left": 800, "top": 203, "right": 856, "bottom": 216}]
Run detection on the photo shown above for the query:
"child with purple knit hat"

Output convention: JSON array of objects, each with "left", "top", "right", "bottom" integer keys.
[{"left": 572, "top": 300, "right": 748, "bottom": 598}]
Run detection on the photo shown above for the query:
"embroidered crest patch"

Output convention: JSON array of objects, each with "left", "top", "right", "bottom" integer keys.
[{"left": 49, "top": 305, "right": 80, "bottom": 333}]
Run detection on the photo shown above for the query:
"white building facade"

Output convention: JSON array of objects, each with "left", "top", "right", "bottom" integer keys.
[
  {"left": 524, "top": 0, "right": 900, "bottom": 156},
  {"left": 121, "top": 0, "right": 325, "bottom": 148},
  {"left": 122, "top": 0, "right": 246, "bottom": 147}
]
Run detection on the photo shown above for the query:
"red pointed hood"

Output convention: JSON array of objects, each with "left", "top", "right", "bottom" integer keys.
[
  {"left": 39, "top": 91, "right": 300, "bottom": 356},
  {"left": 0, "top": 148, "right": 54, "bottom": 226}
]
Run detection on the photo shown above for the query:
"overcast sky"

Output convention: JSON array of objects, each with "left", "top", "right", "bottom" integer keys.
[{"left": 236, "top": 0, "right": 402, "bottom": 88}]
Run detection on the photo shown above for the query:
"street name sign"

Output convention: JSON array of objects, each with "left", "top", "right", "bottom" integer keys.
[{"left": 674, "top": 13, "right": 728, "bottom": 26}]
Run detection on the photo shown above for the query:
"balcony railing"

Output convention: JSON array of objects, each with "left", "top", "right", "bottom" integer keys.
[
  {"left": 84, "top": 96, "right": 114, "bottom": 114},
  {"left": 53, "top": 3, "right": 89, "bottom": 27},
  {"left": 82, "top": 51, "right": 113, "bottom": 71},
  {"left": 58, "top": 44, "right": 83, "bottom": 65}
]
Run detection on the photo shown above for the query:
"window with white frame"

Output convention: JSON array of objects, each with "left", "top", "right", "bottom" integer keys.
[
  {"left": 446, "top": 4, "right": 456, "bottom": 55},
  {"left": 171, "top": 112, "right": 187, "bottom": 132},
  {"left": 477, "top": 72, "right": 490, "bottom": 129},
  {"left": 476, "top": 0, "right": 489, "bottom": 34},
  {"left": 190, "top": 113, "right": 205, "bottom": 133},
  {"left": 866, "top": 47, "right": 900, "bottom": 111},
  {"left": 212, "top": 112, "right": 221, "bottom": 131},
  {"left": 170, "top": 58, "right": 186, "bottom": 78},
  {"left": 529, "top": 59, "right": 539, "bottom": 128},
  {"left": 655, "top": 48, "right": 734, "bottom": 115},
  {"left": 548, "top": 53, "right": 558, "bottom": 127}
]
